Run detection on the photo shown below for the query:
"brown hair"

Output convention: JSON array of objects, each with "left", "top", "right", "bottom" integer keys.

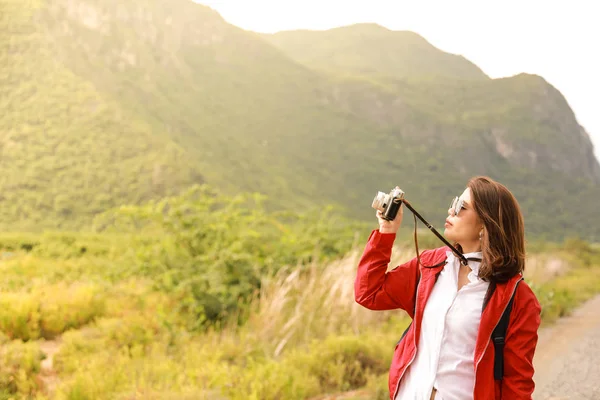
[{"left": 463, "top": 176, "right": 526, "bottom": 283}]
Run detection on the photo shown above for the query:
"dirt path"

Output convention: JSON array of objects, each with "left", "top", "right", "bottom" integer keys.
[
  {"left": 533, "top": 294, "right": 600, "bottom": 399},
  {"left": 39, "top": 338, "right": 62, "bottom": 396}
]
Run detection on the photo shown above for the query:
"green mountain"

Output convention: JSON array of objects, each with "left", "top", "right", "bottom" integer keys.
[
  {"left": 1, "top": 0, "right": 599, "bottom": 240},
  {"left": 261, "top": 23, "right": 489, "bottom": 81},
  {"left": 1, "top": 0, "right": 204, "bottom": 230},
  {"left": 263, "top": 25, "right": 600, "bottom": 183}
]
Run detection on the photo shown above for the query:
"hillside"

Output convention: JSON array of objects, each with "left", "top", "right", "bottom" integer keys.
[
  {"left": 1, "top": 0, "right": 599, "bottom": 239},
  {"left": 39, "top": 0, "right": 385, "bottom": 212},
  {"left": 264, "top": 24, "right": 600, "bottom": 183},
  {"left": 0, "top": 0, "right": 204, "bottom": 229},
  {"left": 262, "top": 23, "right": 489, "bottom": 81}
]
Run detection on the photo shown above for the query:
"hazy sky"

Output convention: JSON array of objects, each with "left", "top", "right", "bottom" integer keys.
[{"left": 197, "top": 0, "right": 600, "bottom": 162}]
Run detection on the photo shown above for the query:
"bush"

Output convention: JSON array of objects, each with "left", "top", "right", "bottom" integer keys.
[
  {"left": 225, "top": 358, "right": 321, "bottom": 400},
  {"left": 53, "top": 321, "right": 230, "bottom": 400},
  {"left": 219, "top": 333, "right": 394, "bottom": 400},
  {"left": 293, "top": 335, "right": 391, "bottom": 392},
  {"left": 94, "top": 184, "right": 368, "bottom": 327},
  {"left": 0, "top": 339, "right": 42, "bottom": 398},
  {"left": 365, "top": 373, "right": 390, "bottom": 400},
  {"left": 533, "top": 266, "right": 600, "bottom": 324},
  {"left": 0, "top": 283, "right": 105, "bottom": 340},
  {"left": 562, "top": 237, "right": 600, "bottom": 267}
]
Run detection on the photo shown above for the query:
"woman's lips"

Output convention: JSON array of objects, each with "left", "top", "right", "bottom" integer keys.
[{"left": 445, "top": 219, "right": 453, "bottom": 228}]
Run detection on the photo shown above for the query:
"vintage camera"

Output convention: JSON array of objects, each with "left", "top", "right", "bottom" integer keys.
[{"left": 372, "top": 187, "right": 405, "bottom": 221}]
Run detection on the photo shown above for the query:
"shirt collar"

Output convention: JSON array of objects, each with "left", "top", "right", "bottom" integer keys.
[
  {"left": 463, "top": 251, "right": 483, "bottom": 276},
  {"left": 446, "top": 250, "right": 484, "bottom": 278}
]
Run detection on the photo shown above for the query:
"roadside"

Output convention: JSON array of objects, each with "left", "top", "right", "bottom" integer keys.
[{"left": 532, "top": 294, "right": 600, "bottom": 400}]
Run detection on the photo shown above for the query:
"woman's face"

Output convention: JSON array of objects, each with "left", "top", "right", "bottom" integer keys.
[{"left": 444, "top": 187, "right": 483, "bottom": 251}]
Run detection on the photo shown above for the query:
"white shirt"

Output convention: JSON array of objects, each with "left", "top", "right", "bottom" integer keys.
[{"left": 395, "top": 251, "right": 490, "bottom": 400}]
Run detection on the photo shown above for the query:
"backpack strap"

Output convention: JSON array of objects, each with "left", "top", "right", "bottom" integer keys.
[{"left": 492, "top": 278, "right": 523, "bottom": 380}]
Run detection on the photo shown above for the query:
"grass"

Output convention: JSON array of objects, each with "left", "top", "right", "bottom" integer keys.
[
  {"left": 1, "top": 234, "right": 597, "bottom": 399},
  {"left": 1, "top": 1, "right": 599, "bottom": 398},
  {"left": 0, "top": 200, "right": 598, "bottom": 400}
]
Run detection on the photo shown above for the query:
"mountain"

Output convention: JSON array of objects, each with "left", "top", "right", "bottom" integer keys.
[
  {"left": 0, "top": 0, "right": 204, "bottom": 229},
  {"left": 262, "top": 23, "right": 488, "bottom": 81},
  {"left": 263, "top": 25, "right": 600, "bottom": 183},
  {"left": 1, "top": 0, "right": 599, "bottom": 239}
]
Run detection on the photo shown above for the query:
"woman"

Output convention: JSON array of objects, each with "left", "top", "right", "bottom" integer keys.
[{"left": 354, "top": 176, "right": 541, "bottom": 400}]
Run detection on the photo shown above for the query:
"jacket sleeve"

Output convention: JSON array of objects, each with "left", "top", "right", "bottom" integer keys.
[
  {"left": 501, "top": 282, "right": 542, "bottom": 399},
  {"left": 354, "top": 229, "right": 421, "bottom": 316}
]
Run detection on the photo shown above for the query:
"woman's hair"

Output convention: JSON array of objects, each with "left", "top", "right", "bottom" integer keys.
[{"left": 464, "top": 176, "right": 526, "bottom": 283}]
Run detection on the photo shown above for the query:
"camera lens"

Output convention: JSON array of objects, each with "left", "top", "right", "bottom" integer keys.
[{"left": 372, "top": 192, "right": 389, "bottom": 211}]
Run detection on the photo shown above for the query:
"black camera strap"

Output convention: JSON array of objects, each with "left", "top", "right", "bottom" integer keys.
[{"left": 400, "top": 199, "right": 470, "bottom": 266}]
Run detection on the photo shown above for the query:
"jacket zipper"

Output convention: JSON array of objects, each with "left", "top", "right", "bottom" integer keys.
[
  {"left": 392, "top": 268, "right": 422, "bottom": 400},
  {"left": 472, "top": 277, "right": 523, "bottom": 399}
]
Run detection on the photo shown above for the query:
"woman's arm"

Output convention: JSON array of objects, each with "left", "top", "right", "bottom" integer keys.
[
  {"left": 501, "top": 282, "right": 542, "bottom": 399},
  {"left": 354, "top": 229, "right": 421, "bottom": 315}
]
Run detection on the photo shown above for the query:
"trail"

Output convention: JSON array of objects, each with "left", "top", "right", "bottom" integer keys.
[
  {"left": 39, "top": 338, "right": 62, "bottom": 397},
  {"left": 532, "top": 294, "right": 600, "bottom": 400}
]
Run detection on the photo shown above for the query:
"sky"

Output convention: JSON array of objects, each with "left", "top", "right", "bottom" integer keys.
[{"left": 197, "top": 0, "right": 600, "bottom": 162}]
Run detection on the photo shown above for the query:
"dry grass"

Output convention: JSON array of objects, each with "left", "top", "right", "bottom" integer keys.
[
  {"left": 238, "top": 241, "right": 575, "bottom": 357},
  {"left": 241, "top": 244, "right": 417, "bottom": 357},
  {"left": 524, "top": 253, "right": 570, "bottom": 285}
]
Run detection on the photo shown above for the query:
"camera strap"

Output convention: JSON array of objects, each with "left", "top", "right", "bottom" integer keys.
[{"left": 400, "top": 199, "right": 469, "bottom": 266}]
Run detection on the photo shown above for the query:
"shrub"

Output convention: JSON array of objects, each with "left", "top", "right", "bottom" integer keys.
[
  {"left": 0, "top": 284, "right": 105, "bottom": 341},
  {"left": 0, "top": 339, "right": 42, "bottom": 398},
  {"left": 291, "top": 335, "right": 391, "bottom": 392},
  {"left": 93, "top": 184, "right": 368, "bottom": 327}
]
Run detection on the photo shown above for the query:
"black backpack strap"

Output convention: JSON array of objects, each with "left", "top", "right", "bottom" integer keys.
[{"left": 492, "top": 278, "right": 523, "bottom": 380}]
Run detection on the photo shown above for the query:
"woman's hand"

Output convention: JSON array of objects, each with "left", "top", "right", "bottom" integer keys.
[{"left": 376, "top": 189, "right": 403, "bottom": 234}]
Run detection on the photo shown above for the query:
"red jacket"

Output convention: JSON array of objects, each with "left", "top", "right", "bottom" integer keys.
[{"left": 354, "top": 230, "right": 541, "bottom": 400}]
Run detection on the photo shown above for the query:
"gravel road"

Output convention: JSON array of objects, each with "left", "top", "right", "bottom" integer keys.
[{"left": 533, "top": 295, "right": 600, "bottom": 400}]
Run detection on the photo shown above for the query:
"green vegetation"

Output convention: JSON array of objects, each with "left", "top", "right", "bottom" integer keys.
[
  {"left": 93, "top": 184, "right": 368, "bottom": 327},
  {"left": 528, "top": 238, "right": 600, "bottom": 324},
  {"left": 1, "top": 2, "right": 600, "bottom": 398},
  {"left": 262, "top": 23, "right": 488, "bottom": 81},
  {"left": 1, "top": 0, "right": 599, "bottom": 239},
  {"left": 0, "top": 188, "right": 598, "bottom": 399},
  {"left": 0, "top": 0, "right": 203, "bottom": 231}
]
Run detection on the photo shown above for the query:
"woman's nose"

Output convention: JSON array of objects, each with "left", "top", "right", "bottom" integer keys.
[{"left": 448, "top": 207, "right": 454, "bottom": 217}]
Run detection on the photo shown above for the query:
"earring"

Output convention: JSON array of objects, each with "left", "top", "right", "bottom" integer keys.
[{"left": 479, "top": 231, "right": 483, "bottom": 241}]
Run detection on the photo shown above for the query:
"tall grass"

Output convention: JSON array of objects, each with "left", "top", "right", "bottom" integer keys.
[
  {"left": 1, "top": 234, "right": 599, "bottom": 400},
  {"left": 42, "top": 244, "right": 418, "bottom": 400},
  {"left": 243, "top": 246, "right": 415, "bottom": 357}
]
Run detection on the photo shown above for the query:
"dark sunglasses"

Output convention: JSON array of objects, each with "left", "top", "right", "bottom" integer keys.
[{"left": 450, "top": 196, "right": 466, "bottom": 217}]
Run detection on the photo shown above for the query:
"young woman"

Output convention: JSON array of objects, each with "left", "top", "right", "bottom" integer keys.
[{"left": 355, "top": 176, "right": 541, "bottom": 400}]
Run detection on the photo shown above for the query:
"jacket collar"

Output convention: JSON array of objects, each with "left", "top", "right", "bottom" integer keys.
[
  {"left": 418, "top": 247, "right": 524, "bottom": 370},
  {"left": 421, "top": 247, "right": 524, "bottom": 353}
]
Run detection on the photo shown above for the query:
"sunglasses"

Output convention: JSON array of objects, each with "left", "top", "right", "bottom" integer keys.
[{"left": 449, "top": 196, "right": 466, "bottom": 217}]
